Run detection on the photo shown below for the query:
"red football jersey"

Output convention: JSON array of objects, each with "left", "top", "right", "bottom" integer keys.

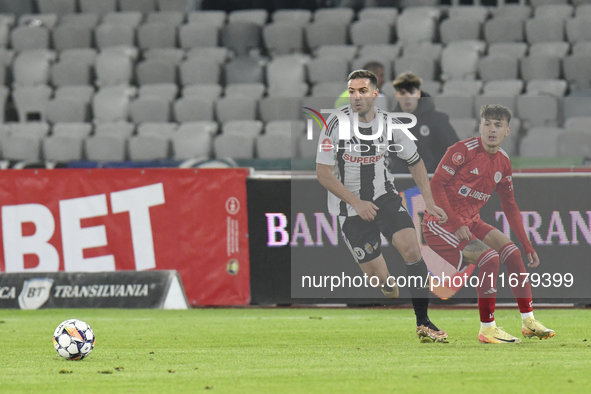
[{"left": 427, "top": 137, "right": 512, "bottom": 227}]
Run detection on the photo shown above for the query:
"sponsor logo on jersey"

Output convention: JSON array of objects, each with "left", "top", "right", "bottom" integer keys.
[
  {"left": 420, "top": 125, "right": 430, "bottom": 136},
  {"left": 442, "top": 164, "right": 455, "bottom": 175},
  {"left": 452, "top": 152, "right": 464, "bottom": 166},
  {"left": 458, "top": 184, "right": 491, "bottom": 201},
  {"left": 470, "top": 168, "right": 479, "bottom": 175},
  {"left": 353, "top": 247, "right": 366, "bottom": 260},
  {"left": 321, "top": 138, "right": 332, "bottom": 152},
  {"left": 458, "top": 185, "right": 471, "bottom": 197},
  {"left": 342, "top": 152, "right": 386, "bottom": 164},
  {"left": 494, "top": 171, "right": 502, "bottom": 183}
]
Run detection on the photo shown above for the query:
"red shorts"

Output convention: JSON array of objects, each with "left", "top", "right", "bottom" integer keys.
[{"left": 422, "top": 218, "right": 497, "bottom": 272}]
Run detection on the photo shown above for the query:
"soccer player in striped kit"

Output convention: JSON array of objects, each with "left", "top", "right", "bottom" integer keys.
[
  {"left": 423, "top": 104, "right": 555, "bottom": 343},
  {"left": 316, "top": 69, "right": 449, "bottom": 342}
]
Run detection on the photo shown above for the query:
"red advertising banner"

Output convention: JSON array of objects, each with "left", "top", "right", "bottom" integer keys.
[{"left": 0, "top": 168, "right": 250, "bottom": 306}]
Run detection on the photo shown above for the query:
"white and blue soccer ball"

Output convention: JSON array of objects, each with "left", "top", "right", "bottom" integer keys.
[{"left": 53, "top": 319, "right": 95, "bottom": 360}]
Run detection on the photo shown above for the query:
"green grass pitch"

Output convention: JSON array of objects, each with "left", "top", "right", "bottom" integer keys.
[{"left": 0, "top": 308, "right": 589, "bottom": 393}]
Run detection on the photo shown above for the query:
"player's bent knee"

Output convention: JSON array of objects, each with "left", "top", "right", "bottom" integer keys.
[{"left": 462, "top": 239, "right": 491, "bottom": 265}]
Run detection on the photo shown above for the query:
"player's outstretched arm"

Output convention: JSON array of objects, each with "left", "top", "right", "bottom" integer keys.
[
  {"left": 408, "top": 158, "right": 447, "bottom": 224},
  {"left": 316, "top": 163, "right": 379, "bottom": 222}
]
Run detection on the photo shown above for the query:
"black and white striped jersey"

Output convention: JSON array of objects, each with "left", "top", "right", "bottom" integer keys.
[{"left": 316, "top": 105, "right": 419, "bottom": 217}]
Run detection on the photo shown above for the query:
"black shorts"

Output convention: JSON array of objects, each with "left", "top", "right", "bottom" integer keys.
[{"left": 340, "top": 191, "right": 415, "bottom": 264}]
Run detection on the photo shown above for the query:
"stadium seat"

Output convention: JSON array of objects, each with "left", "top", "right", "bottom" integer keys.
[
  {"left": 358, "top": 7, "right": 398, "bottom": 25},
  {"left": 314, "top": 8, "right": 354, "bottom": 25},
  {"left": 228, "top": 9, "right": 268, "bottom": 26},
  {"left": 312, "top": 82, "right": 345, "bottom": 98},
  {"left": 12, "top": 50, "right": 55, "bottom": 87},
  {"left": 520, "top": 55, "right": 562, "bottom": 81},
  {"left": 530, "top": 0, "right": 568, "bottom": 6},
  {"left": 179, "top": 23, "right": 219, "bottom": 48},
  {"left": 179, "top": 58, "right": 220, "bottom": 86},
  {"left": 214, "top": 133, "right": 255, "bottom": 159},
  {"left": 517, "top": 94, "right": 559, "bottom": 128},
  {"left": 92, "top": 85, "right": 137, "bottom": 123},
  {"left": 556, "top": 130, "right": 591, "bottom": 157},
  {"left": 484, "top": 18, "right": 524, "bottom": 43},
  {"left": 525, "top": 18, "right": 565, "bottom": 44},
  {"left": 55, "top": 85, "right": 95, "bottom": 103},
  {"left": 520, "top": 132, "right": 560, "bottom": 158},
  {"left": 448, "top": 6, "right": 489, "bottom": 23},
  {"left": 215, "top": 96, "right": 257, "bottom": 123},
  {"left": 433, "top": 93, "right": 474, "bottom": 119},
  {"left": 271, "top": 9, "right": 311, "bottom": 26},
  {"left": 566, "top": 16, "right": 591, "bottom": 43},
  {"left": 440, "top": 19, "right": 481, "bottom": 44},
  {"left": 95, "top": 23, "right": 136, "bottom": 48},
  {"left": 85, "top": 135, "right": 127, "bottom": 161},
  {"left": 478, "top": 55, "right": 519, "bottom": 82},
  {"left": 535, "top": 4, "right": 573, "bottom": 20},
  {"left": 224, "top": 83, "right": 265, "bottom": 99},
  {"left": 102, "top": 12, "right": 143, "bottom": 27},
  {"left": 308, "top": 57, "right": 349, "bottom": 85},
  {"left": 572, "top": 41, "right": 591, "bottom": 56},
  {"left": 441, "top": 45, "right": 480, "bottom": 81},
  {"left": 402, "top": 42, "right": 443, "bottom": 60},
  {"left": 37, "top": 0, "right": 76, "bottom": 16},
  {"left": 396, "top": 11, "right": 436, "bottom": 46},
  {"left": 13, "top": 85, "right": 53, "bottom": 122},
  {"left": 95, "top": 52, "right": 133, "bottom": 87},
  {"left": 256, "top": 133, "right": 292, "bottom": 159},
  {"left": 52, "top": 24, "right": 93, "bottom": 50},
  {"left": 353, "top": 55, "right": 393, "bottom": 80},
  {"left": 52, "top": 122, "right": 93, "bottom": 138},
  {"left": 419, "top": 80, "right": 441, "bottom": 95},
  {"left": 43, "top": 134, "right": 85, "bottom": 161},
  {"left": 305, "top": 22, "right": 348, "bottom": 51},
  {"left": 316, "top": 45, "right": 357, "bottom": 61},
  {"left": 137, "top": 59, "right": 177, "bottom": 85},
  {"left": 260, "top": 97, "right": 301, "bottom": 122},
  {"left": 130, "top": 97, "right": 171, "bottom": 123},
  {"left": 359, "top": 44, "right": 401, "bottom": 62},
  {"left": 265, "top": 120, "right": 304, "bottom": 136},
  {"left": 157, "top": 0, "right": 187, "bottom": 12},
  {"left": 46, "top": 97, "right": 88, "bottom": 123},
  {"left": 442, "top": 80, "right": 483, "bottom": 96},
  {"left": 490, "top": 5, "right": 532, "bottom": 21},
  {"left": 564, "top": 55, "right": 591, "bottom": 89},
  {"left": 576, "top": 4, "right": 591, "bottom": 17},
  {"left": 138, "top": 22, "right": 177, "bottom": 50},
  {"left": 526, "top": 79, "right": 568, "bottom": 96},
  {"left": 137, "top": 122, "right": 177, "bottom": 138},
  {"left": 128, "top": 134, "right": 171, "bottom": 161},
  {"left": 59, "top": 13, "right": 100, "bottom": 28},
  {"left": 0, "top": 24, "right": 9, "bottom": 48},
  {"left": 186, "top": 47, "right": 229, "bottom": 64},
  {"left": 564, "top": 116, "right": 591, "bottom": 130},
  {"left": 221, "top": 22, "right": 262, "bottom": 57},
  {"left": 488, "top": 42, "right": 528, "bottom": 59},
  {"left": 94, "top": 121, "right": 135, "bottom": 138},
  {"left": 3, "top": 125, "right": 48, "bottom": 161},
  {"left": 563, "top": 90, "right": 591, "bottom": 119},
  {"left": 147, "top": 11, "right": 184, "bottom": 26},
  {"left": 225, "top": 57, "right": 264, "bottom": 85},
  {"left": 182, "top": 84, "right": 223, "bottom": 99},
  {"left": 449, "top": 118, "right": 478, "bottom": 140},
  {"left": 350, "top": 20, "right": 393, "bottom": 46},
  {"left": 50, "top": 60, "right": 92, "bottom": 87},
  {"left": 266, "top": 56, "right": 306, "bottom": 95},
  {"left": 139, "top": 83, "right": 178, "bottom": 102},
  {"left": 223, "top": 120, "right": 263, "bottom": 137},
  {"left": 59, "top": 48, "right": 97, "bottom": 65},
  {"left": 19, "top": 13, "right": 58, "bottom": 28},
  {"left": 187, "top": 11, "right": 226, "bottom": 28},
  {"left": 172, "top": 128, "right": 212, "bottom": 159},
  {"left": 143, "top": 48, "right": 185, "bottom": 64},
  {"left": 298, "top": 132, "right": 317, "bottom": 159},
  {"left": 528, "top": 42, "right": 570, "bottom": 58},
  {"left": 79, "top": 0, "right": 116, "bottom": 15},
  {"left": 11, "top": 26, "right": 50, "bottom": 51},
  {"left": 394, "top": 55, "right": 436, "bottom": 81},
  {"left": 173, "top": 97, "right": 214, "bottom": 122},
  {"left": 263, "top": 22, "right": 304, "bottom": 56},
  {"left": 120, "top": 0, "right": 156, "bottom": 13}
]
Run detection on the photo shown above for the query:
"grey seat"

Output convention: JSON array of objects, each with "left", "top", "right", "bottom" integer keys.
[
  {"left": 307, "top": 57, "right": 349, "bottom": 85},
  {"left": 120, "top": 0, "right": 156, "bottom": 13},
  {"left": 157, "top": 0, "right": 188, "bottom": 12},
  {"left": 55, "top": 85, "right": 95, "bottom": 103},
  {"left": 19, "top": 13, "right": 58, "bottom": 28},
  {"left": 256, "top": 133, "right": 292, "bottom": 159},
  {"left": 138, "top": 21, "right": 177, "bottom": 49},
  {"left": 173, "top": 97, "right": 214, "bottom": 122},
  {"left": 358, "top": 7, "right": 398, "bottom": 25},
  {"left": 490, "top": 5, "right": 532, "bottom": 21},
  {"left": 441, "top": 45, "right": 480, "bottom": 80},
  {"left": 59, "top": 48, "right": 97, "bottom": 65},
  {"left": 478, "top": 55, "right": 519, "bottom": 82},
  {"left": 448, "top": 6, "right": 489, "bottom": 23},
  {"left": 214, "top": 133, "right": 255, "bottom": 159},
  {"left": 102, "top": 11, "right": 143, "bottom": 27},
  {"left": 92, "top": 86, "right": 136, "bottom": 123},
  {"left": 11, "top": 26, "right": 50, "bottom": 51},
  {"left": 228, "top": 9, "right": 268, "bottom": 27},
  {"left": 312, "top": 82, "right": 346, "bottom": 98},
  {"left": 224, "top": 83, "right": 265, "bottom": 99},
  {"left": 526, "top": 17, "right": 565, "bottom": 44},
  {"left": 12, "top": 50, "right": 56, "bottom": 87},
  {"left": 260, "top": 96, "right": 301, "bottom": 122},
  {"left": 564, "top": 55, "right": 591, "bottom": 89},
  {"left": 563, "top": 91, "right": 591, "bottom": 119},
  {"left": 179, "top": 23, "right": 219, "bottom": 48},
  {"left": 483, "top": 80, "right": 524, "bottom": 96},
  {"left": 37, "top": 0, "right": 76, "bottom": 16},
  {"left": 488, "top": 42, "right": 528, "bottom": 59},
  {"left": 443, "top": 80, "right": 483, "bottom": 96},
  {"left": 52, "top": 122, "right": 93, "bottom": 138},
  {"left": 263, "top": 22, "right": 304, "bottom": 56},
  {"left": 13, "top": 85, "right": 53, "bottom": 122},
  {"left": 396, "top": 11, "right": 436, "bottom": 46},
  {"left": 43, "top": 134, "right": 85, "bottom": 161},
  {"left": 556, "top": 130, "right": 591, "bottom": 157},
  {"left": 79, "top": 0, "right": 116, "bottom": 15},
  {"left": 187, "top": 11, "right": 226, "bottom": 28},
  {"left": 143, "top": 48, "right": 185, "bottom": 64},
  {"left": 179, "top": 58, "right": 220, "bottom": 85},
  {"left": 520, "top": 55, "right": 562, "bottom": 81},
  {"left": 52, "top": 24, "right": 93, "bottom": 50},
  {"left": 215, "top": 96, "right": 257, "bottom": 123},
  {"left": 50, "top": 60, "right": 92, "bottom": 87},
  {"left": 566, "top": 16, "right": 591, "bottom": 43},
  {"left": 394, "top": 55, "right": 436, "bottom": 81},
  {"left": 139, "top": 83, "right": 178, "bottom": 102},
  {"left": 433, "top": 93, "right": 474, "bottom": 119},
  {"left": 305, "top": 22, "right": 348, "bottom": 51},
  {"left": 266, "top": 56, "right": 306, "bottom": 95},
  {"left": 350, "top": 19, "right": 393, "bottom": 46},
  {"left": 59, "top": 13, "right": 100, "bottom": 28},
  {"left": 440, "top": 18, "right": 481, "bottom": 44},
  {"left": 95, "top": 52, "right": 133, "bottom": 86},
  {"left": 272, "top": 9, "right": 311, "bottom": 26},
  {"left": 147, "top": 11, "right": 184, "bottom": 26},
  {"left": 225, "top": 57, "right": 264, "bottom": 85},
  {"left": 484, "top": 18, "right": 524, "bottom": 43},
  {"left": 95, "top": 23, "right": 136, "bottom": 48},
  {"left": 449, "top": 118, "right": 478, "bottom": 140},
  {"left": 46, "top": 97, "right": 88, "bottom": 123},
  {"left": 529, "top": 42, "right": 570, "bottom": 58},
  {"left": 172, "top": 128, "right": 212, "bottom": 159},
  {"left": 221, "top": 22, "right": 261, "bottom": 57},
  {"left": 182, "top": 84, "right": 223, "bottom": 99},
  {"left": 128, "top": 133, "right": 171, "bottom": 161},
  {"left": 517, "top": 94, "right": 559, "bottom": 128},
  {"left": 130, "top": 97, "right": 171, "bottom": 123},
  {"left": 137, "top": 59, "right": 177, "bottom": 85},
  {"left": 85, "top": 135, "right": 127, "bottom": 161},
  {"left": 94, "top": 121, "right": 135, "bottom": 138},
  {"left": 359, "top": 44, "right": 400, "bottom": 62},
  {"left": 186, "top": 47, "right": 229, "bottom": 64},
  {"left": 534, "top": 4, "right": 573, "bottom": 20},
  {"left": 0, "top": 85, "right": 9, "bottom": 123},
  {"left": 526, "top": 79, "right": 568, "bottom": 96},
  {"left": 223, "top": 120, "right": 263, "bottom": 137}
]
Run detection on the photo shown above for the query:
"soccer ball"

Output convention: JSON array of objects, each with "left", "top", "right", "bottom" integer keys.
[{"left": 53, "top": 319, "right": 95, "bottom": 360}]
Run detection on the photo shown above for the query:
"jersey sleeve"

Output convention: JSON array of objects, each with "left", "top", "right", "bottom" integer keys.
[
  {"left": 495, "top": 166, "right": 535, "bottom": 255},
  {"left": 433, "top": 141, "right": 469, "bottom": 182},
  {"left": 389, "top": 116, "right": 420, "bottom": 165},
  {"left": 315, "top": 115, "right": 339, "bottom": 166}
]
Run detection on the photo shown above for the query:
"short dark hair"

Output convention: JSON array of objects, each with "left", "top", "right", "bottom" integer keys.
[
  {"left": 362, "top": 61, "right": 384, "bottom": 75},
  {"left": 480, "top": 104, "right": 512, "bottom": 124},
  {"left": 347, "top": 69, "right": 378, "bottom": 89},
  {"left": 393, "top": 72, "right": 422, "bottom": 93}
]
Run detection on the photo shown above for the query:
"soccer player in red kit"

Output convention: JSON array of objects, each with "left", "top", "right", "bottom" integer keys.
[{"left": 422, "top": 104, "right": 555, "bottom": 343}]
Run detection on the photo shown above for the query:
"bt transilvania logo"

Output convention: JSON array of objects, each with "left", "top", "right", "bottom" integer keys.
[{"left": 302, "top": 107, "right": 418, "bottom": 154}]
